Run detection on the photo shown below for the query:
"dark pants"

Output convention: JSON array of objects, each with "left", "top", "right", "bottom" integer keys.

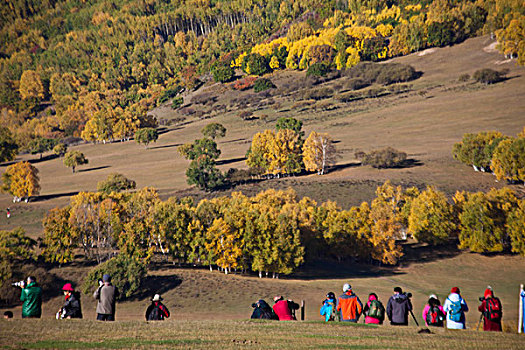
[{"left": 97, "top": 313, "right": 115, "bottom": 321}]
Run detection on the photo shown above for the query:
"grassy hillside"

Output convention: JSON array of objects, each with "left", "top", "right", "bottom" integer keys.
[{"left": 1, "top": 35, "right": 523, "bottom": 237}]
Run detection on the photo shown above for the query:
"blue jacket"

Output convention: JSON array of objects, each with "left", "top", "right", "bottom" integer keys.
[{"left": 320, "top": 298, "right": 337, "bottom": 322}]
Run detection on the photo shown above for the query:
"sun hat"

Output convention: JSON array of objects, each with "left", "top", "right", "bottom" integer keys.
[{"left": 62, "top": 283, "right": 74, "bottom": 292}]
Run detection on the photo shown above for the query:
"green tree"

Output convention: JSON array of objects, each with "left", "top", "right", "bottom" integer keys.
[
  {"left": 134, "top": 127, "right": 158, "bottom": 149},
  {"left": 211, "top": 63, "right": 234, "bottom": 83},
  {"left": 243, "top": 53, "right": 270, "bottom": 76},
  {"left": 28, "top": 137, "right": 57, "bottom": 159},
  {"left": 184, "top": 138, "right": 221, "bottom": 161},
  {"left": 408, "top": 186, "right": 456, "bottom": 245},
  {"left": 201, "top": 123, "right": 227, "bottom": 140},
  {"left": 63, "top": 150, "right": 88, "bottom": 173},
  {"left": 0, "top": 228, "right": 35, "bottom": 287},
  {"left": 276, "top": 117, "right": 303, "bottom": 136},
  {"left": 97, "top": 173, "right": 136, "bottom": 194},
  {"left": 53, "top": 143, "right": 68, "bottom": 157},
  {"left": 507, "top": 199, "right": 525, "bottom": 256},
  {"left": 186, "top": 155, "right": 224, "bottom": 192},
  {"left": 0, "top": 126, "right": 18, "bottom": 163},
  {"left": 492, "top": 137, "right": 525, "bottom": 183}
]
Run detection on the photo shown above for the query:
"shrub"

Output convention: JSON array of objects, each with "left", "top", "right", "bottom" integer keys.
[
  {"left": 158, "top": 87, "right": 180, "bottom": 104},
  {"left": 243, "top": 53, "right": 270, "bottom": 76},
  {"left": 211, "top": 63, "right": 234, "bottom": 83},
  {"left": 233, "top": 76, "right": 256, "bottom": 91},
  {"left": 306, "top": 62, "right": 331, "bottom": 77},
  {"left": 82, "top": 254, "right": 146, "bottom": 299},
  {"left": 344, "top": 78, "right": 369, "bottom": 90},
  {"left": 362, "top": 147, "right": 407, "bottom": 168},
  {"left": 171, "top": 97, "right": 183, "bottom": 109},
  {"left": 253, "top": 78, "right": 276, "bottom": 93},
  {"left": 97, "top": 173, "right": 136, "bottom": 194},
  {"left": 239, "top": 111, "right": 255, "bottom": 120},
  {"left": 376, "top": 64, "right": 418, "bottom": 85},
  {"left": 473, "top": 68, "right": 506, "bottom": 84},
  {"left": 458, "top": 73, "right": 470, "bottom": 82},
  {"left": 303, "top": 87, "right": 333, "bottom": 100}
]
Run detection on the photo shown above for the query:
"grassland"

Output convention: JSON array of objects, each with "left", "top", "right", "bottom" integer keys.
[{"left": 1, "top": 318, "right": 525, "bottom": 350}]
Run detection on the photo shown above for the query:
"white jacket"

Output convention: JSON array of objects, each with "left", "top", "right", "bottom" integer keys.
[{"left": 443, "top": 293, "right": 468, "bottom": 329}]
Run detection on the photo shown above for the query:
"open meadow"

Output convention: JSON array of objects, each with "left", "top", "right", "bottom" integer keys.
[{"left": 1, "top": 34, "right": 525, "bottom": 348}]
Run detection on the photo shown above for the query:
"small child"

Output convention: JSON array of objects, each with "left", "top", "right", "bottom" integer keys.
[{"left": 320, "top": 292, "right": 338, "bottom": 322}]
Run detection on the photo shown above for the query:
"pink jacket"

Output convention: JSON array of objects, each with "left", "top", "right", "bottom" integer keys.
[{"left": 422, "top": 304, "right": 445, "bottom": 326}]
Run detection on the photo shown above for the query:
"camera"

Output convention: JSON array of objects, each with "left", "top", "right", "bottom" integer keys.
[
  {"left": 11, "top": 281, "right": 24, "bottom": 287},
  {"left": 479, "top": 297, "right": 485, "bottom": 302},
  {"left": 405, "top": 292, "right": 412, "bottom": 298},
  {"left": 251, "top": 303, "right": 257, "bottom": 308}
]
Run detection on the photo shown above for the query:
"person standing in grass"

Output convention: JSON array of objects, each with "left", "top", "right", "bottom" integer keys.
[
  {"left": 478, "top": 287, "right": 502, "bottom": 332},
  {"left": 93, "top": 274, "right": 119, "bottom": 321},
  {"left": 19, "top": 276, "right": 42, "bottom": 318},
  {"left": 386, "top": 287, "right": 412, "bottom": 326},
  {"left": 337, "top": 284, "right": 363, "bottom": 322},
  {"left": 320, "top": 292, "right": 338, "bottom": 322},
  {"left": 443, "top": 287, "right": 468, "bottom": 329}
]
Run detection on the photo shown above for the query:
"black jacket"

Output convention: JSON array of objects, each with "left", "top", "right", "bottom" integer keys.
[{"left": 63, "top": 292, "right": 83, "bottom": 319}]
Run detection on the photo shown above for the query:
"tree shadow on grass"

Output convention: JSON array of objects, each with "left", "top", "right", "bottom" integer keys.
[
  {"left": 289, "top": 260, "right": 405, "bottom": 281},
  {"left": 148, "top": 143, "right": 182, "bottom": 150},
  {"left": 329, "top": 161, "right": 362, "bottom": 173},
  {"left": 77, "top": 165, "right": 111, "bottom": 173},
  {"left": 216, "top": 157, "right": 246, "bottom": 166},
  {"left": 397, "top": 240, "right": 462, "bottom": 268},
  {"left": 32, "top": 191, "right": 80, "bottom": 202},
  {"left": 127, "top": 275, "right": 183, "bottom": 302}
]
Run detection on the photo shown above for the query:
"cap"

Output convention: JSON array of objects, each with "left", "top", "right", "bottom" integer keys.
[
  {"left": 62, "top": 283, "right": 74, "bottom": 292},
  {"left": 102, "top": 274, "right": 111, "bottom": 282},
  {"left": 343, "top": 283, "right": 351, "bottom": 292},
  {"left": 151, "top": 294, "right": 163, "bottom": 301},
  {"left": 394, "top": 287, "right": 402, "bottom": 293},
  {"left": 273, "top": 295, "right": 283, "bottom": 302},
  {"left": 429, "top": 294, "right": 437, "bottom": 300},
  {"left": 484, "top": 288, "right": 493, "bottom": 299}
]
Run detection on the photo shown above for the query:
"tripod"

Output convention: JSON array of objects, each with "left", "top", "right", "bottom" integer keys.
[
  {"left": 409, "top": 309, "right": 420, "bottom": 327},
  {"left": 476, "top": 313, "right": 484, "bottom": 331}
]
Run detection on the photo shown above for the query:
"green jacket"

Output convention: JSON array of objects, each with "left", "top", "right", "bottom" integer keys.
[{"left": 20, "top": 282, "right": 42, "bottom": 318}]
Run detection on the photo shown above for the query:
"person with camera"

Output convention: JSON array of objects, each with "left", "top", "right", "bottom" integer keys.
[
  {"left": 337, "top": 283, "right": 363, "bottom": 323},
  {"left": 16, "top": 276, "right": 42, "bottom": 318},
  {"left": 93, "top": 274, "right": 119, "bottom": 321},
  {"left": 478, "top": 287, "right": 502, "bottom": 332},
  {"left": 443, "top": 287, "right": 468, "bottom": 329},
  {"left": 57, "top": 283, "right": 82, "bottom": 319},
  {"left": 251, "top": 299, "right": 277, "bottom": 320},
  {"left": 386, "top": 287, "right": 412, "bottom": 326},
  {"left": 272, "top": 296, "right": 299, "bottom": 321}
]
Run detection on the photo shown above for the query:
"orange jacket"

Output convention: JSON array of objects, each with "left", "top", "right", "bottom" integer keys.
[{"left": 337, "top": 291, "right": 363, "bottom": 322}]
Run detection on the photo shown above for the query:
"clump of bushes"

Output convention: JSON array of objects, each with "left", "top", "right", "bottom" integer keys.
[
  {"left": 458, "top": 73, "right": 470, "bottom": 82},
  {"left": 306, "top": 62, "right": 331, "bottom": 77},
  {"left": 344, "top": 62, "right": 419, "bottom": 85},
  {"left": 233, "top": 76, "right": 257, "bottom": 91},
  {"left": 344, "top": 78, "right": 369, "bottom": 91},
  {"left": 473, "top": 68, "right": 507, "bottom": 84},
  {"left": 82, "top": 254, "right": 146, "bottom": 299},
  {"left": 171, "top": 97, "right": 183, "bottom": 109},
  {"left": 158, "top": 87, "right": 180, "bottom": 104},
  {"left": 302, "top": 87, "right": 334, "bottom": 100},
  {"left": 253, "top": 78, "right": 276, "bottom": 93},
  {"left": 361, "top": 147, "right": 407, "bottom": 168},
  {"left": 97, "top": 173, "right": 136, "bottom": 194}
]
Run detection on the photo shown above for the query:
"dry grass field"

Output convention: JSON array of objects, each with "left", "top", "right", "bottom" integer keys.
[{"left": 1, "top": 35, "right": 525, "bottom": 348}]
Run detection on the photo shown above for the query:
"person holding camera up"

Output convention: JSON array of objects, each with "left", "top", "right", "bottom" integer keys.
[
  {"left": 93, "top": 274, "right": 119, "bottom": 321},
  {"left": 478, "top": 287, "right": 502, "bottom": 332},
  {"left": 386, "top": 287, "right": 412, "bottom": 326},
  {"left": 16, "top": 276, "right": 42, "bottom": 318},
  {"left": 443, "top": 287, "right": 468, "bottom": 329},
  {"left": 272, "top": 296, "right": 299, "bottom": 321},
  {"left": 57, "top": 283, "right": 82, "bottom": 319}
]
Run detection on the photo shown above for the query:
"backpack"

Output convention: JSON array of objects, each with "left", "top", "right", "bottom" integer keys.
[
  {"left": 367, "top": 299, "right": 384, "bottom": 320},
  {"left": 426, "top": 306, "right": 445, "bottom": 326},
  {"left": 447, "top": 298, "right": 462, "bottom": 322},
  {"left": 147, "top": 305, "right": 162, "bottom": 321},
  {"left": 485, "top": 298, "right": 502, "bottom": 321}
]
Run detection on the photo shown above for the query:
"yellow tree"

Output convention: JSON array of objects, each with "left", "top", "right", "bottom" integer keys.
[
  {"left": 268, "top": 128, "right": 302, "bottom": 175},
  {"left": 303, "top": 131, "right": 337, "bottom": 175},
  {"left": 408, "top": 186, "right": 456, "bottom": 245},
  {"left": 205, "top": 217, "right": 243, "bottom": 274},
  {"left": 19, "top": 70, "right": 44, "bottom": 100},
  {"left": 1, "top": 161, "right": 40, "bottom": 202},
  {"left": 246, "top": 129, "right": 274, "bottom": 175},
  {"left": 507, "top": 199, "right": 525, "bottom": 256},
  {"left": 41, "top": 207, "right": 77, "bottom": 264}
]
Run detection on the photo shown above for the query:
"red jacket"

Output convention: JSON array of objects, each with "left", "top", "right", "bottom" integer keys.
[
  {"left": 478, "top": 298, "right": 502, "bottom": 332},
  {"left": 273, "top": 300, "right": 296, "bottom": 321}
]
